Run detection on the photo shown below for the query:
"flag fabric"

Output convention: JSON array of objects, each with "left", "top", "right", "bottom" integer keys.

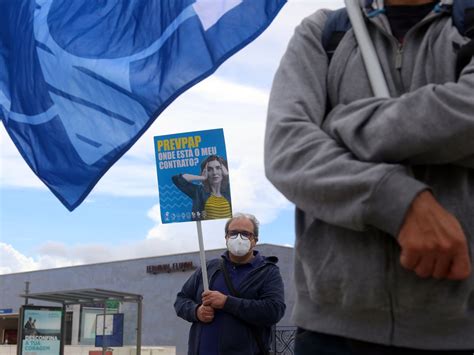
[{"left": 0, "top": 0, "right": 286, "bottom": 210}]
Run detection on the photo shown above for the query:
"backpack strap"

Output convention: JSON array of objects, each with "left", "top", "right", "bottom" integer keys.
[
  {"left": 436, "top": 0, "right": 474, "bottom": 38},
  {"left": 466, "top": 8, "right": 474, "bottom": 38},
  {"left": 321, "top": 8, "right": 352, "bottom": 62},
  {"left": 453, "top": 0, "right": 474, "bottom": 38},
  {"left": 220, "top": 258, "right": 239, "bottom": 296},
  {"left": 445, "top": 1, "right": 474, "bottom": 78},
  {"left": 321, "top": 2, "right": 382, "bottom": 62}
]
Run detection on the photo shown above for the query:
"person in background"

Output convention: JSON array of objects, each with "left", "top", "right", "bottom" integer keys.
[{"left": 174, "top": 213, "right": 286, "bottom": 355}]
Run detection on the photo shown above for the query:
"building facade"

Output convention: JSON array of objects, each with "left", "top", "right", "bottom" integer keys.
[{"left": 0, "top": 244, "right": 295, "bottom": 354}]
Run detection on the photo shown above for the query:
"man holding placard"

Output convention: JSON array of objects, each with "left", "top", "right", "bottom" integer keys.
[{"left": 174, "top": 213, "right": 286, "bottom": 355}]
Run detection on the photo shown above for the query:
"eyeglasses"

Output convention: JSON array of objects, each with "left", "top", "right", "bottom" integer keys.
[{"left": 227, "top": 230, "right": 254, "bottom": 240}]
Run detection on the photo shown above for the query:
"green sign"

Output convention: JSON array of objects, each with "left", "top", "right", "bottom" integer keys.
[{"left": 105, "top": 300, "right": 119, "bottom": 310}]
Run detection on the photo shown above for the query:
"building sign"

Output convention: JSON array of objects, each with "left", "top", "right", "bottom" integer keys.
[
  {"left": 19, "top": 305, "right": 63, "bottom": 355},
  {"left": 146, "top": 261, "right": 196, "bottom": 274},
  {"left": 154, "top": 128, "right": 232, "bottom": 223},
  {"left": 0, "top": 308, "right": 13, "bottom": 314}
]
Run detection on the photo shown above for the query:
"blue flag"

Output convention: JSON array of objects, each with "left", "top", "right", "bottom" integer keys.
[{"left": 0, "top": 0, "right": 286, "bottom": 210}]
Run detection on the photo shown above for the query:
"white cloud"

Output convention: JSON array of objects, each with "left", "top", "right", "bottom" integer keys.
[
  {"left": 192, "top": 77, "right": 268, "bottom": 106},
  {"left": 0, "top": 221, "right": 228, "bottom": 275},
  {"left": 0, "top": 242, "right": 103, "bottom": 274},
  {"left": 0, "top": 129, "right": 45, "bottom": 189},
  {"left": 145, "top": 219, "right": 227, "bottom": 252},
  {"left": 0, "top": 243, "right": 38, "bottom": 274}
]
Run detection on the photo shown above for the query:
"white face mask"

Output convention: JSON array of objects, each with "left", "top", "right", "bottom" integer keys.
[{"left": 226, "top": 236, "right": 251, "bottom": 257}]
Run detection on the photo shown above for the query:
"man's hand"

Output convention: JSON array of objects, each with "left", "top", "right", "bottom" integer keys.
[
  {"left": 398, "top": 191, "right": 471, "bottom": 280},
  {"left": 202, "top": 290, "right": 228, "bottom": 309},
  {"left": 196, "top": 305, "right": 214, "bottom": 323}
]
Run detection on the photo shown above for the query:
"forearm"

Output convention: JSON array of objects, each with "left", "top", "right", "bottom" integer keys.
[
  {"left": 174, "top": 294, "right": 199, "bottom": 323},
  {"left": 172, "top": 174, "right": 197, "bottom": 198},
  {"left": 266, "top": 73, "right": 427, "bottom": 236},
  {"left": 182, "top": 173, "right": 205, "bottom": 182},
  {"left": 323, "top": 59, "right": 474, "bottom": 166},
  {"left": 174, "top": 270, "right": 202, "bottom": 323}
]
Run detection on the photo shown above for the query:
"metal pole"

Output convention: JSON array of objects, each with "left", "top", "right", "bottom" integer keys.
[
  {"left": 102, "top": 305, "right": 106, "bottom": 355},
  {"left": 136, "top": 298, "right": 142, "bottom": 355},
  {"left": 24, "top": 281, "right": 30, "bottom": 305},
  {"left": 60, "top": 304, "right": 67, "bottom": 355},
  {"left": 196, "top": 221, "right": 209, "bottom": 291},
  {"left": 344, "top": 0, "right": 390, "bottom": 98}
]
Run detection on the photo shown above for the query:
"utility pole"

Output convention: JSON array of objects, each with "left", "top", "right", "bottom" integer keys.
[{"left": 24, "top": 281, "right": 30, "bottom": 305}]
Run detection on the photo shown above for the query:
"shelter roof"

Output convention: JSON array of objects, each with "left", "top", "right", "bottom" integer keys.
[{"left": 19, "top": 288, "right": 142, "bottom": 305}]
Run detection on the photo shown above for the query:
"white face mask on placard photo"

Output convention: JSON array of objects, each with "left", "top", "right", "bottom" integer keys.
[{"left": 226, "top": 235, "right": 251, "bottom": 256}]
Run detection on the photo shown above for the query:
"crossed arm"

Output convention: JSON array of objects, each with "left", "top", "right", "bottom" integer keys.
[
  {"left": 319, "top": 62, "right": 474, "bottom": 280},
  {"left": 323, "top": 59, "right": 474, "bottom": 280},
  {"left": 323, "top": 58, "right": 474, "bottom": 167}
]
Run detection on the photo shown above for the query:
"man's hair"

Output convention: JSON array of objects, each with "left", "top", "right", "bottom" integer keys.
[{"left": 225, "top": 212, "right": 260, "bottom": 240}]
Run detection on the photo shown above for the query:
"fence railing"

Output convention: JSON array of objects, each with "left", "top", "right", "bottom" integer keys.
[{"left": 269, "top": 326, "right": 297, "bottom": 355}]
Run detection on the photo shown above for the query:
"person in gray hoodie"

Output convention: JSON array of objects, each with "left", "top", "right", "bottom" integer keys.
[{"left": 265, "top": 0, "right": 474, "bottom": 353}]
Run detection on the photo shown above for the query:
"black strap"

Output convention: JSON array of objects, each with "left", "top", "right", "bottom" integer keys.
[
  {"left": 455, "top": 39, "right": 474, "bottom": 79},
  {"left": 466, "top": 8, "right": 474, "bottom": 38},
  {"left": 455, "top": 7, "right": 474, "bottom": 79},
  {"left": 322, "top": 8, "right": 351, "bottom": 63},
  {"left": 220, "top": 258, "right": 269, "bottom": 355},
  {"left": 220, "top": 258, "right": 240, "bottom": 296}
]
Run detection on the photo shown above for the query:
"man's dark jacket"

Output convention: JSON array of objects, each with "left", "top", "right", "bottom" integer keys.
[{"left": 174, "top": 252, "right": 286, "bottom": 355}]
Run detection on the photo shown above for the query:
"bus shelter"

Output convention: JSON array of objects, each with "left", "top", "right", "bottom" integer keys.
[{"left": 19, "top": 288, "right": 143, "bottom": 355}]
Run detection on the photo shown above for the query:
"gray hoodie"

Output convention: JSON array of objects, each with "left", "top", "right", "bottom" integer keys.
[{"left": 265, "top": 0, "right": 474, "bottom": 350}]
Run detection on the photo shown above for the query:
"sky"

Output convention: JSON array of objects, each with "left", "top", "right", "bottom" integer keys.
[{"left": 0, "top": 0, "right": 344, "bottom": 275}]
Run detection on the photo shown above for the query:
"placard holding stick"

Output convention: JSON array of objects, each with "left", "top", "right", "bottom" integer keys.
[
  {"left": 196, "top": 220, "right": 209, "bottom": 291},
  {"left": 154, "top": 128, "right": 232, "bottom": 290}
]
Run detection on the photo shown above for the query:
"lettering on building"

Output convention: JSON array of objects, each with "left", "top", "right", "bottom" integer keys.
[{"left": 146, "top": 261, "right": 196, "bottom": 274}]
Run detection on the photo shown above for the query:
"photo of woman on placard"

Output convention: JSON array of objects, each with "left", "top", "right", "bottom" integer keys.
[{"left": 172, "top": 155, "right": 232, "bottom": 220}]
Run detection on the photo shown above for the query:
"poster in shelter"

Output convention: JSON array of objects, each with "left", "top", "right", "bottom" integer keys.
[{"left": 20, "top": 306, "right": 63, "bottom": 355}]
